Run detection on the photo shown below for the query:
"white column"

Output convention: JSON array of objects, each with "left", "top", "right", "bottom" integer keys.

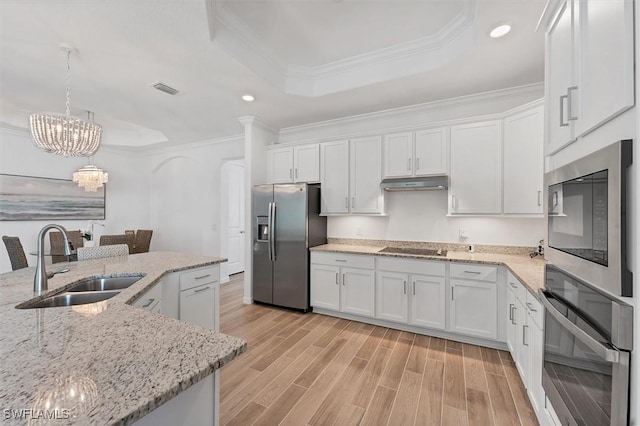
[{"left": 238, "top": 116, "right": 277, "bottom": 304}]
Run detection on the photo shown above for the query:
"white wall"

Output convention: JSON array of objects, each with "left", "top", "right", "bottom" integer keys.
[
  {"left": 0, "top": 127, "right": 150, "bottom": 273},
  {"left": 328, "top": 191, "right": 544, "bottom": 246}
]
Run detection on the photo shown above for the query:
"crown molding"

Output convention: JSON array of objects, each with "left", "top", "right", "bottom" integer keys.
[
  {"left": 278, "top": 82, "right": 544, "bottom": 142},
  {"left": 140, "top": 134, "right": 244, "bottom": 156}
]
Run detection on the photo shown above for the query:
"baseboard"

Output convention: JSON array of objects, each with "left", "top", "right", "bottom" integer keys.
[{"left": 242, "top": 296, "right": 253, "bottom": 305}]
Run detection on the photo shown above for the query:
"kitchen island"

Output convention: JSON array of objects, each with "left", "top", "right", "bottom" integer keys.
[{"left": 0, "top": 252, "right": 246, "bottom": 425}]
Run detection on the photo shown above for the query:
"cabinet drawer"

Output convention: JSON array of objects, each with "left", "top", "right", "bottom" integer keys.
[
  {"left": 506, "top": 271, "right": 527, "bottom": 302},
  {"left": 180, "top": 265, "right": 219, "bottom": 291},
  {"left": 311, "top": 252, "right": 375, "bottom": 269},
  {"left": 526, "top": 291, "right": 543, "bottom": 329},
  {"left": 450, "top": 263, "right": 497, "bottom": 282},
  {"left": 376, "top": 257, "right": 445, "bottom": 277}
]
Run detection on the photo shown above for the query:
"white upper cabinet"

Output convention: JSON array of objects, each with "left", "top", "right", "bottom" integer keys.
[
  {"left": 267, "top": 144, "right": 320, "bottom": 184},
  {"left": 544, "top": 0, "right": 634, "bottom": 155},
  {"left": 504, "top": 104, "right": 544, "bottom": 214},
  {"left": 449, "top": 120, "right": 502, "bottom": 214},
  {"left": 320, "top": 140, "right": 350, "bottom": 214},
  {"left": 383, "top": 128, "right": 447, "bottom": 178},
  {"left": 350, "top": 136, "right": 383, "bottom": 214}
]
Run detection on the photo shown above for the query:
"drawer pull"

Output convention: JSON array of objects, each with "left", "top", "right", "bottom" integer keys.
[
  {"left": 194, "top": 286, "right": 211, "bottom": 293},
  {"left": 195, "top": 274, "right": 211, "bottom": 280},
  {"left": 464, "top": 270, "right": 481, "bottom": 274},
  {"left": 526, "top": 302, "right": 538, "bottom": 312},
  {"left": 335, "top": 259, "right": 347, "bottom": 262},
  {"left": 142, "top": 298, "right": 155, "bottom": 308},
  {"left": 509, "top": 282, "right": 518, "bottom": 289}
]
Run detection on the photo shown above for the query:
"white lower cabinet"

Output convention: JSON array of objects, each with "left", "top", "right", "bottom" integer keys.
[
  {"left": 310, "top": 264, "right": 341, "bottom": 311},
  {"left": 341, "top": 268, "right": 375, "bottom": 317},
  {"left": 376, "top": 271, "right": 408, "bottom": 323},
  {"left": 179, "top": 265, "right": 220, "bottom": 331},
  {"left": 410, "top": 274, "right": 446, "bottom": 330},
  {"left": 449, "top": 279, "right": 498, "bottom": 339}
]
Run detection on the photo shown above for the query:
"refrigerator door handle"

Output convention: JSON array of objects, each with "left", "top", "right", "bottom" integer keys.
[
  {"left": 267, "top": 202, "right": 273, "bottom": 261},
  {"left": 270, "top": 202, "right": 277, "bottom": 261}
]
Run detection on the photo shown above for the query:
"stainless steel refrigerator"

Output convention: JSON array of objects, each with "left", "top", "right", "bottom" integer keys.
[{"left": 252, "top": 183, "right": 326, "bottom": 311}]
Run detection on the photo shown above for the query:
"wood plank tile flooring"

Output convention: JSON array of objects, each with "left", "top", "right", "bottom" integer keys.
[{"left": 219, "top": 275, "right": 538, "bottom": 426}]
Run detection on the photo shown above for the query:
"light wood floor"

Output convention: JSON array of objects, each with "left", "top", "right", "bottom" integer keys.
[{"left": 219, "top": 274, "right": 538, "bottom": 426}]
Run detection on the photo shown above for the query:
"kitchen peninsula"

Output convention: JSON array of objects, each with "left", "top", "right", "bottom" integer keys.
[{"left": 0, "top": 252, "right": 246, "bottom": 425}]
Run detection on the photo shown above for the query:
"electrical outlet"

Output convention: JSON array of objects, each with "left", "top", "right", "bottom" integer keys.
[{"left": 468, "top": 244, "right": 475, "bottom": 253}]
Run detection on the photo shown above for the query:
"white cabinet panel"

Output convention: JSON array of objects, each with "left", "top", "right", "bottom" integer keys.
[
  {"left": 179, "top": 283, "right": 217, "bottom": 330},
  {"left": 507, "top": 288, "right": 518, "bottom": 355},
  {"left": 449, "top": 279, "right": 497, "bottom": 339},
  {"left": 294, "top": 145, "right": 320, "bottom": 183},
  {"left": 376, "top": 271, "right": 408, "bottom": 324},
  {"left": 340, "top": 267, "right": 375, "bottom": 317},
  {"left": 410, "top": 274, "right": 446, "bottom": 330},
  {"left": 504, "top": 105, "right": 544, "bottom": 214},
  {"left": 320, "top": 140, "right": 350, "bottom": 214},
  {"left": 515, "top": 298, "right": 530, "bottom": 384},
  {"left": 383, "top": 132, "right": 413, "bottom": 178},
  {"left": 528, "top": 320, "right": 545, "bottom": 416},
  {"left": 268, "top": 147, "right": 294, "bottom": 184},
  {"left": 415, "top": 128, "right": 447, "bottom": 176},
  {"left": 575, "top": 0, "right": 634, "bottom": 138},
  {"left": 350, "top": 136, "right": 383, "bottom": 214},
  {"left": 310, "top": 264, "right": 341, "bottom": 311},
  {"left": 449, "top": 121, "right": 502, "bottom": 214}
]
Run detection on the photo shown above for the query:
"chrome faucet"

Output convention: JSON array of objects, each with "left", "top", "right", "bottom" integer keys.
[{"left": 34, "top": 224, "right": 71, "bottom": 295}]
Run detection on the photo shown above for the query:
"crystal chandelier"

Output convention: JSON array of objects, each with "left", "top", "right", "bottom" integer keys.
[
  {"left": 29, "top": 45, "right": 102, "bottom": 157},
  {"left": 73, "top": 163, "right": 108, "bottom": 192}
]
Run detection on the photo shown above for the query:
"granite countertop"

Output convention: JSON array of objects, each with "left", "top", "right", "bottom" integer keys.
[
  {"left": 0, "top": 252, "right": 246, "bottom": 425},
  {"left": 310, "top": 244, "right": 545, "bottom": 295}
]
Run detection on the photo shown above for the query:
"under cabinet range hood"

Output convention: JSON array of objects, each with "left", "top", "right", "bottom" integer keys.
[{"left": 380, "top": 176, "right": 448, "bottom": 191}]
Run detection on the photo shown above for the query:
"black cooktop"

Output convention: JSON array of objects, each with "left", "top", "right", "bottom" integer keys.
[{"left": 378, "top": 247, "right": 447, "bottom": 256}]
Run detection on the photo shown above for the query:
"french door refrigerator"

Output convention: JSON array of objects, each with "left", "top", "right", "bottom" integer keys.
[{"left": 252, "top": 183, "right": 326, "bottom": 311}]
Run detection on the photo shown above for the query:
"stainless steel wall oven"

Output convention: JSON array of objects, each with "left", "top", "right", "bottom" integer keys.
[{"left": 545, "top": 140, "right": 632, "bottom": 297}]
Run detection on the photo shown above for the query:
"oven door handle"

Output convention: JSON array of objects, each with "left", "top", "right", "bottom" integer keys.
[{"left": 540, "top": 293, "right": 620, "bottom": 363}]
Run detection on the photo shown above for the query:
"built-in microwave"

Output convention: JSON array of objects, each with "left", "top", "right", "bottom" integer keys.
[{"left": 545, "top": 140, "right": 633, "bottom": 297}]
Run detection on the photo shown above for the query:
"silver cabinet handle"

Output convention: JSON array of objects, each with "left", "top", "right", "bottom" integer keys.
[
  {"left": 345, "top": 197, "right": 348, "bottom": 208},
  {"left": 342, "top": 273, "right": 346, "bottom": 286},
  {"left": 526, "top": 302, "right": 538, "bottom": 312},
  {"left": 195, "top": 274, "right": 211, "bottom": 280},
  {"left": 335, "top": 272, "right": 339, "bottom": 285},
  {"left": 295, "top": 168, "right": 298, "bottom": 179},
  {"left": 407, "top": 158, "right": 411, "bottom": 170},
  {"left": 523, "top": 325, "right": 529, "bottom": 346},
  {"left": 559, "top": 94, "right": 569, "bottom": 127},
  {"left": 512, "top": 306, "right": 517, "bottom": 325},
  {"left": 509, "top": 282, "right": 518, "bottom": 289},
  {"left": 351, "top": 197, "right": 355, "bottom": 208},
  {"left": 416, "top": 158, "right": 420, "bottom": 170},
  {"left": 509, "top": 303, "right": 514, "bottom": 321},
  {"left": 194, "top": 286, "right": 211, "bottom": 293},
  {"left": 537, "top": 191, "right": 542, "bottom": 206},
  {"left": 451, "top": 194, "right": 456, "bottom": 210},
  {"left": 142, "top": 298, "right": 155, "bottom": 308},
  {"left": 403, "top": 280, "right": 407, "bottom": 294},
  {"left": 335, "top": 259, "right": 347, "bottom": 263},
  {"left": 413, "top": 281, "right": 416, "bottom": 295},
  {"left": 464, "top": 270, "right": 481, "bottom": 275},
  {"left": 451, "top": 286, "right": 454, "bottom": 301},
  {"left": 567, "top": 86, "right": 578, "bottom": 121}
]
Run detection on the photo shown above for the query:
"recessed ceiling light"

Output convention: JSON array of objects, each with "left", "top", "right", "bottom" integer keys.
[
  {"left": 490, "top": 24, "right": 512, "bottom": 38},
  {"left": 242, "top": 94, "right": 255, "bottom": 102}
]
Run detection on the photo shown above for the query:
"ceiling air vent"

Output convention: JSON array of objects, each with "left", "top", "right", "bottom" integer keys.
[{"left": 151, "top": 81, "right": 179, "bottom": 96}]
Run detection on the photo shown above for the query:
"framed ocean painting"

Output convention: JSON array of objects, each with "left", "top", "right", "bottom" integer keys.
[{"left": 0, "top": 174, "right": 105, "bottom": 221}]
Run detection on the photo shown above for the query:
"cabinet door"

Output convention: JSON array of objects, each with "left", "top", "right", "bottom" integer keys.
[
  {"left": 545, "top": 0, "right": 575, "bottom": 155},
  {"left": 310, "top": 264, "right": 340, "bottom": 311},
  {"left": 575, "top": 0, "right": 634, "bottom": 137},
  {"left": 504, "top": 106, "right": 544, "bottom": 214},
  {"left": 340, "top": 267, "right": 375, "bottom": 317},
  {"left": 410, "top": 274, "right": 446, "bottom": 330},
  {"left": 268, "top": 147, "right": 294, "bottom": 184},
  {"left": 415, "top": 128, "right": 447, "bottom": 176},
  {"left": 383, "top": 132, "right": 413, "bottom": 178},
  {"left": 376, "top": 271, "right": 408, "bottom": 324},
  {"left": 320, "top": 140, "right": 350, "bottom": 214},
  {"left": 506, "top": 288, "right": 518, "bottom": 355},
  {"left": 515, "top": 298, "right": 530, "bottom": 386},
  {"left": 449, "top": 121, "right": 502, "bottom": 214},
  {"left": 527, "top": 320, "right": 545, "bottom": 416},
  {"left": 179, "top": 283, "right": 216, "bottom": 330},
  {"left": 294, "top": 144, "right": 320, "bottom": 183},
  {"left": 449, "top": 279, "right": 497, "bottom": 339},
  {"left": 350, "top": 136, "right": 383, "bottom": 214}
]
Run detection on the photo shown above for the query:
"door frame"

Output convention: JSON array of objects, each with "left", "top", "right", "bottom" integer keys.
[{"left": 220, "top": 158, "right": 245, "bottom": 283}]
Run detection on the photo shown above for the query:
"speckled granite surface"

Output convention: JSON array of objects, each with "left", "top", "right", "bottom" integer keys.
[
  {"left": 0, "top": 252, "right": 246, "bottom": 426},
  {"left": 311, "top": 243, "right": 545, "bottom": 295}
]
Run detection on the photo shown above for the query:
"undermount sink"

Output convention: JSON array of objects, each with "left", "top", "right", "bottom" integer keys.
[
  {"left": 66, "top": 275, "right": 144, "bottom": 292},
  {"left": 18, "top": 290, "right": 120, "bottom": 309},
  {"left": 16, "top": 274, "right": 145, "bottom": 309}
]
